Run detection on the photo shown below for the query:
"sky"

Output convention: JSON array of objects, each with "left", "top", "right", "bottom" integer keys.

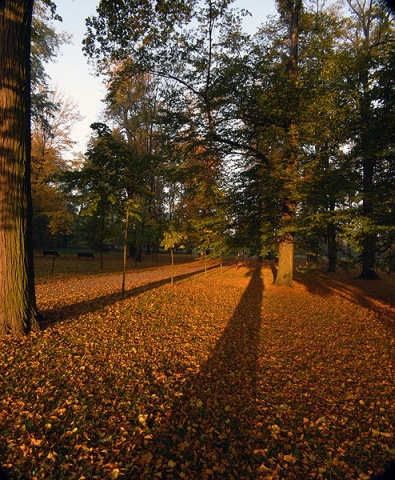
[{"left": 45, "top": 0, "right": 278, "bottom": 155}]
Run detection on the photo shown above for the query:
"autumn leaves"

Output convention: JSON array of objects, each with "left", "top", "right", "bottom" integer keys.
[{"left": 0, "top": 263, "right": 394, "bottom": 478}]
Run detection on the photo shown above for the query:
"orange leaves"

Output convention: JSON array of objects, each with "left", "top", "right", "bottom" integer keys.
[
  {"left": 269, "top": 424, "right": 282, "bottom": 439},
  {"left": 0, "top": 263, "right": 394, "bottom": 478}
]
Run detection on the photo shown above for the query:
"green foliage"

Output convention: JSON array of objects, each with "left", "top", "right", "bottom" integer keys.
[
  {"left": 84, "top": 0, "right": 196, "bottom": 68},
  {"left": 47, "top": 210, "right": 74, "bottom": 237},
  {"left": 31, "top": 0, "right": 69, "bottom": 87},
  {"left": 161, "top": 228, "right": 186, "bottom": 251}
]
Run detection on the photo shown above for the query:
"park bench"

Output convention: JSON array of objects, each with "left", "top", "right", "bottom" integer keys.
[
  {"left": 78, "top": 252, "right": 94, "bottom": 260},
  {"left": 43, "top": 251, "right": 59, "bottom": 257}
]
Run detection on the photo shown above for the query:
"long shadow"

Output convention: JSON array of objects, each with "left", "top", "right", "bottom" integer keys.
[
  {"left": 39, "top": 265, "right": 218, "bottom": 330},
  {"left": 295, "top": 269, "right": 395, "bottom": 306},
  {"left": 128, "top": 267, "right": 264, "bottom": 478},
  {"left": 294, "top": 270, "right": 395, "bottom": 330}
]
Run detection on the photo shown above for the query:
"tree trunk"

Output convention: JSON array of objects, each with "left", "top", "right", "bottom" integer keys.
[
  {"left": 0, "top": 0, "right": 40, "bottom": 336},
  {"left": 274, "top": 128, "right": 298, "bottom": 286},
  {"left": 275, "top": 236, "right": 294, "bottom": 287},
  {"left": 99, "top": 216, "right": 105, "bottom": 272},
  {"left": 359, "top": 154, "right": 378, "bottom": 279},
  {"left": 357, "top": 28, "right": 378, "bottom": 279},
  {"left": 326, "top": 200, "right": 337, "bottom": 273},
  {"left": 170, "top": 247, "right": 174, "bottom": 286},
  {"left": 273, "top": 1, "right": 301, "bottom": 287},
  {"left": 122, "top": 209, "right": 129, "bottom": 299},
  {"left": 359, "top": 233, "right": 378, "bottom": 279},
  {"left": 327, "top": 220, "right": 337, "bottom": 273}
]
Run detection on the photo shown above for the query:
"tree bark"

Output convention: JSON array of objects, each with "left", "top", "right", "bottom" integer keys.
[
  {"left": 122, "top": 209, "right": 129, "bottom": 299},
  {"left": 170, "top": 247, "right": 174, "bottom": 286},
  {"left": 275, "top": 235, "right": 294, "bottom": 286},
  {"left": 0, "top": 0, "right": 40, "bottom": 336},
  {"left": 358, "top": 68, "right": 378, "bottom": 280},
  {"left": 359, "top": 78, "right": 378, "bottom": 280},
  {"left": 359, "top": 234, "right": 378, "bottom": 279},
  {"left": 359, "top": 156, "right": 378, "bottom": 279},
  {"left": 349, "top": 2, "right": 379, "bottom": 280},
  {"left": 326, "top": 199, "right": 337, "bottom": 272},
  {"left": 273, "top": 1, "right": 302, "bottom": 287},
  {"left": 327, "top": 220, "right": 337, "bottom": 273}
]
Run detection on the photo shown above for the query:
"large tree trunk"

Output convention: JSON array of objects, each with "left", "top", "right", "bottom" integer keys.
[
  {"left": 359, "top": 233, "right": 378, "bottom": 279},
  {"left": 327, "top": 200, "right": 337, "bottom": 273},
  {"left": 0, "top": 0, "right": 40, "bottom": 336},
  {"left": 354, "top": 10, "right": 379, "bottom": 280},
  {"left": 327, "top": 220, "right": 337, "bottom": 273},
  {"left": 275, "top": 236, "right": 294, "bottom": 286},
  {"left": 274, "top": 1, "right": 302, "bottom": 287},
  {"left": 359, "top": 153, "right": 378, "bottom": 279}
]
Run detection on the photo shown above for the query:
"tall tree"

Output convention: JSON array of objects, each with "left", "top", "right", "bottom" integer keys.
[
  {"left": 62, "top": 122, "right": 156, "bottom": 268},
  {"left": 31, "top": 0, "right": 64, "bottom": 89},
  {"left": 104, "top": 72, "right": 164, "bottom": 258},
  {"left": 0, "top": 0, "right": 39, "bottom": 336},
  {"left": 0, "top": 0, "right": 62, "bottom": 336},
  {"left": 342, "top": 0, "right": 394, "bottom": 278},
  {"left": 231, "top": 1, "right": 303, "bottom": 284},
  {"left": 290, "top": 2, "right": 354, "bottom": 272},
  {"left": 84, "top": 0, "right": 272, "bottom": 265},
  {"left": 270, "top": 0, "right": 302, "bottom": 285},
  {"left": 175, "top": 144, "right": 230, "bottom": 261},
  {"left": 31, "top": 87, "right": 81, "bottom": 247},
  {"left": 63, "top": 123, "right": 131, "bottom": 253},
  {"left": 31, "top": 0, "right": 68, "bottom": 150}
]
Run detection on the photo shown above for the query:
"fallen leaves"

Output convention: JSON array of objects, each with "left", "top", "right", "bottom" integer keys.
[{"left": 0, "top": 262, "right": 394, "bottom": 479}]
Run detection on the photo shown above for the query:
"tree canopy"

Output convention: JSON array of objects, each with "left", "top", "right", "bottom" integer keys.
[{"left": 81, "top": 0, "right": 394, "bottom": 281}]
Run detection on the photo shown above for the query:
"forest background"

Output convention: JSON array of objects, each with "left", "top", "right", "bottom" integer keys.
[{"left": 30, "top": 0, "right": 395, "bottom": 284}]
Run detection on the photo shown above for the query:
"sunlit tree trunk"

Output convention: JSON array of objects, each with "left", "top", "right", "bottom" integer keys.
[
  {"left": 275, "top": 184, "right": 297, "bottom": 286},
  {"left": 274, "top": 0, "right": 301, "bottom": 286},
  {"left": 122, "top": 209, "right": 129, "bottom": 299},
  {"left": 276, "top": 233, "right": 294, "bottom": 285},
  {"left": 0, "top": 0, "right": 40, "bottom": 336}
]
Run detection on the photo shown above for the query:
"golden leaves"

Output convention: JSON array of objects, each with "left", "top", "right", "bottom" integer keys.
[
  {"left": 0, "top": 263, "right": 394, "bottom": 478},
  {"left": 138, "top": 414, "right": 148, "bottom": 427}
]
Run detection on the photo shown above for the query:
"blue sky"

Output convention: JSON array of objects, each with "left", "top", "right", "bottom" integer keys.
[{"left": 46, "top": 0, "right": 278, "bottom": 154}]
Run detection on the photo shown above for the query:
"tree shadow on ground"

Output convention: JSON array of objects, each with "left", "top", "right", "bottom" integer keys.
[
  {"left": 128, "top": 267, "right": 264, "bottom": 479},
  {"left": 39, "top": 265, "right": 219, "bottom": 330},
  {"left": 294, "top": 270, "right": 395, "bottom": 328}
]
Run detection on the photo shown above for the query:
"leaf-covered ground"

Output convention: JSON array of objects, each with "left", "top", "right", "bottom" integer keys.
[{"left": 1, "top": 261, "right": 394, "bottom": 479}]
